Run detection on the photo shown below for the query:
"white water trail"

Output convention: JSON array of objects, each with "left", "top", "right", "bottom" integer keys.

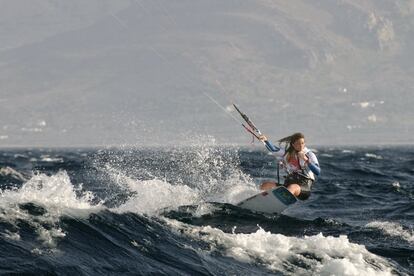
[
  {"left": 113, "top": 177, "right": 201, "bottom": 215},
  {"left": 166, "top": 219, "right": 395, "bottom": 276},
  {"left": 109, "top": 169, "right": 258, "bottom": 216},
  {"left": 103, "top": 144, "right": 258, "bottom": 216}
]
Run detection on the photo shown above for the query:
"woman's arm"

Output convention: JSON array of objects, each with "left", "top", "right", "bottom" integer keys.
[
  {"left": 306, "top": 152, "right": 321, "bottom": 176},
  {"left": 259, "top": 135, "right": 284, "bottom": 155},
  {"left": 264, "top": 140, "right": 280, "bottom": 152}
]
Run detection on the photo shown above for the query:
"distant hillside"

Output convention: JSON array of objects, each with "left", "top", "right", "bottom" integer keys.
[{"left": 0, "top": 0, "right": 413, "bottom": 146}]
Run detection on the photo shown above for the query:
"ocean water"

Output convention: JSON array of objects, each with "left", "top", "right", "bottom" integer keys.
[{"left": 0, "top": 145, "right": 413, "bottom": 275}]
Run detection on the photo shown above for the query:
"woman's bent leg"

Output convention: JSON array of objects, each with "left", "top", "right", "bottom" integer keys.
[
  {"left": 260, "top": 181, "right": 278, "bottom": 191},
  {"left": 286, "top": 183, "right": 301, "bottom": 197}
]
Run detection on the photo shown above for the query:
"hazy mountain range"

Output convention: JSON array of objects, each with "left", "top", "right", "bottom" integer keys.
[{"left": 0, "top": 0, "right": 413, "bottom": 147}]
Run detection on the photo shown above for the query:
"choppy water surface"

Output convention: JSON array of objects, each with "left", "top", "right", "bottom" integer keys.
[{"left": 0, "top": 146, "right": 413, "bottom": 275}]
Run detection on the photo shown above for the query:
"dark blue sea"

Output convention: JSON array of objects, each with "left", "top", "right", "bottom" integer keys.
[{"left": 0, "top": 145, "right": 413, "bottom": 275}]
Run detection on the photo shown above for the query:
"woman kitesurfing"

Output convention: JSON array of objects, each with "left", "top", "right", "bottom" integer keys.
[
  {"left": 232, "top": 104, "right": 321, "bottom": 200},
  {"left": 258, "top": 133, "right": 321, "bottom": 200},
  {"left": 203, "top": 93, "right": 321, "bottom": 202}
]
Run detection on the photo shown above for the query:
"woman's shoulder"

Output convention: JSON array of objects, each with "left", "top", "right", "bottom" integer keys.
[
  {"left": 304, "top": 148, "right": 318, "bottom": 156},
  {"left": 304, "top": 147, "right": 318, "bottom": 152}
]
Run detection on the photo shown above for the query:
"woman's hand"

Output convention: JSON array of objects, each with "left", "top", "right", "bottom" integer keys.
[
  {"left": 259, "top": 135, "right": 268, "bottom": 142},
  {"left": 297, "top": 151, "right": 309, "bottom": 162}
]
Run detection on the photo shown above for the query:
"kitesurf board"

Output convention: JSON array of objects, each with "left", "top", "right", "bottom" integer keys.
[{"left": 237, "top": 186, "right": 297, "bottom": 214}]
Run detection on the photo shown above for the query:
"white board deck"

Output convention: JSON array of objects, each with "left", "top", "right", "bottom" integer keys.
[{"left": 237, "top": 186, "right": 297, "bottom": 214}]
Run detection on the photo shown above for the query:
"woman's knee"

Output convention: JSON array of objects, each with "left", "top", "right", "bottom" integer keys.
[{"left": 287, "top": 184, "right": 301, "bottom": 197}]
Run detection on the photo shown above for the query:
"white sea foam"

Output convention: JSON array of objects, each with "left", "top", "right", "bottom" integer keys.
[
  {"left": 112, "top": 172, "right": 257, "bottom": 215},
  {"left": 392, "top": 181, "right": 400, "bottom": 188},
  {"left": 40, "top": 155, "right": 64, "bottom": 162},
  {"left": 111, "top": 165, "right": 256, "bottom": 216},
  {"left": 113, "top": 178, "right": 200, "bottom": 215},
  {"left": 103, "top": 146, "right": 258, "bottom": 215},
  {"left": 110, "top": 170, "right": 257, "bottom": 215},
  {"left": 1, "top": 171, "right": 101, "bottom": 216},
  {"left": 0, "top": 166, "right": 27, "bottom": 181},
  {"left": 0, "top": 171, "right": 102, "bottom": 246},
  {"left": 3, "top": 230, "right": 21, "bottom": 241},
  {"left": 101, "top": 164, "right": 200, "bottom": 214},
  {"left": 167, "top": 219, "right": 394, "bottom": 275},
  {"left": 13, "top": 153, "right": 27, "bottom": 159},
  {"left": 366, "top": 221, "right": 414, "bottom": 244},
  {"left": 192, "top": 203, "right": 221, "bottom": 217},
  {"left": 365, "top": 153, "right": 383, "bottom": 159}
]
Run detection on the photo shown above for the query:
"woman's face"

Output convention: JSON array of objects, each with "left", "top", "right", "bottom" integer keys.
[{"left": 292, "top": 138, "right": 305, "bottom": 152}]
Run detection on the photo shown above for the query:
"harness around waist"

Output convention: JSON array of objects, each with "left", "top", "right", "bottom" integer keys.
[{"left": 287, "top": 171, "right": 313, "bottom": 180}]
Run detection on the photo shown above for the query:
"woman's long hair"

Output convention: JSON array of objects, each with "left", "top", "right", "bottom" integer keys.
[{"left": 278, "top": 132, "right": 305, "bottom": 160}]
